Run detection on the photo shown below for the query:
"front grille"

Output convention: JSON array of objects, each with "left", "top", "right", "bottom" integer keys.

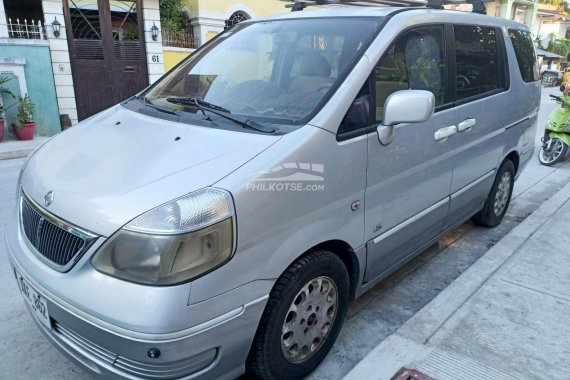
[{"left": 20, "top": 192, "right": 97, "bottom": 271}]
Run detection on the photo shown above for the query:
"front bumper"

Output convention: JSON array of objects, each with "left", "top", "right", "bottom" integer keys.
[{"left": 6, "top": 236, "right": 268, "bottom": 380}]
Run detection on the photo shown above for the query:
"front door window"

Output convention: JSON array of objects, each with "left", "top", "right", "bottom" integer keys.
[{"left": 374, "top": 25, "right": 447, "bottom": 122}]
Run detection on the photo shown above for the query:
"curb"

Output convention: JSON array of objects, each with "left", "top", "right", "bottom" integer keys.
[
  {"left": 0, "top": 147, "right": 36, "bottom": 160},
  {"left": 0, "top": 137, "right": 50, "bottom": 161},
  {"left": 344, "top": 180, "right": 570, "bottom": 380}
]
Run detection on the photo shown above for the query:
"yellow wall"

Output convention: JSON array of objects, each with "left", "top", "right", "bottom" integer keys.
[
  {"left": 189, "top": 0, "right": 289, "bottom": 17},
  {"left": 163, "top": 49, "right": 193, "bottom": 72}
]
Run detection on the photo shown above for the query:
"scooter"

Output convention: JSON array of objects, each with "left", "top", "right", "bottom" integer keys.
[{"left": 539, "top": 92, "right": 570, "bottom": 166}]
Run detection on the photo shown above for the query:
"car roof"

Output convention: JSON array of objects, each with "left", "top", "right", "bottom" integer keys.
[{"left": 252, "top": 6, "right": 530, "bottom": 31}]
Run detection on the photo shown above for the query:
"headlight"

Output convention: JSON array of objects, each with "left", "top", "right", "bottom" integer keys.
[{"left": 92, "top": 188, "right": 235, "bottom": 286}]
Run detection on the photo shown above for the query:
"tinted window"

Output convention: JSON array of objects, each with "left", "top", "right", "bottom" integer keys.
[
  {"left": 374, "top": 25, "right": 447, "bottom": 122},
  {"left": 454, "top": 25, "right": 502, "bottom": 100},
  {"left": 509, "top": 29, "right": 539, "bottom": 83}
]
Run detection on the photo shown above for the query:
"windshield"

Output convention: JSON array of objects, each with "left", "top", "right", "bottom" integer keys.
[{"left": 145, "top": 18, "right": 382, "bottom": 124}]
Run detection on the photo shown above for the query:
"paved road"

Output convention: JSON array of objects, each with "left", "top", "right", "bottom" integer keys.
[{"left": 0, "top": 87, "right": 566, "bottom": 379}]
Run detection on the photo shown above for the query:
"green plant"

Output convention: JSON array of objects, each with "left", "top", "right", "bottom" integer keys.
[
  {"left": 160, "top": 0, "right": 190, "bottom": 34},
  {"left": 0, "top": 75, "right": 16, "bottom": 117},
  {"left": 14, "top": 94, "right": 35, "bottom": 128}
]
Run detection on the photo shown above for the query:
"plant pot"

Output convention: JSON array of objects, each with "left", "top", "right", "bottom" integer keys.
[
  {"left": 13, "top": 122, "right": 35, "bottom": 141},
  {"left": 0, "top": 118, "right": 4, "bottom": 142}
]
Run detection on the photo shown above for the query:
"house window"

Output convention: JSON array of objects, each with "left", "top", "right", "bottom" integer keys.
[
  {"left": 225, "top": 11, "right": 249, "bottom": 29},
  {"left": 566, "top": 28, "right": 570, "bottom": 39},
  {"left": 5, "top": 0, "right": 46, "bottom": 40}
]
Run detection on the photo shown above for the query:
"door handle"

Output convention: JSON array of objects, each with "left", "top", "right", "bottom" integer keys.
[
  {"left": 434, "top": 125, "right": 457, "bottom": 141},
  {"left": 458, "top": 118, "right": 476, "bottom": 132}
]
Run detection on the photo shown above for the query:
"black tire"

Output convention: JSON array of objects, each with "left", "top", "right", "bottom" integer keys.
[
  {"left": 472, "top": 159, "right": 515, "bottom": 228},
  {"left": 538, "top": 139, "right": 568, "bottom": 166},
  {"left": 246, "top": 250, "right": 349, "bottom": 380}
]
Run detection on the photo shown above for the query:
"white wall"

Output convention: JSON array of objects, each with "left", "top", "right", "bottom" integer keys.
[
  {"left": 42, "top": 0, "right": 78, "bottom": 124},
  {"left": 142, "top": 0, "right": 164, "bottom": 84},
  {"left": 0, "top": 0, "right": 7, "bottom": 38}
]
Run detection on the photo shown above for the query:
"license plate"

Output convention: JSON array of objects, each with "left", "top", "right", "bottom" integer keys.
[{"left": 15, "top": 271, "right": 51, "bottom": 329}]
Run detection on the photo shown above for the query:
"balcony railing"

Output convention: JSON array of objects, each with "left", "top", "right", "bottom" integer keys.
[
  {"left": 7, "top": 18, "right": 47, "bottom": 40},
  {"left": 161, "top": 30, "right": 198, "bottom": 49}
]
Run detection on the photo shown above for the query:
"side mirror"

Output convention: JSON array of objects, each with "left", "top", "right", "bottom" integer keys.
[{"left": 377, "top": 90, "right": 435, "bottom": 146}]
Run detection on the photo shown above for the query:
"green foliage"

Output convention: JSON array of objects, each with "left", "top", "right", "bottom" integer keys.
[
  {"left": 160, "top": 0, "right": 189, "bottom": 33},
  {"left": 546, "top": 38, "right": 570, "bottom": 61},
  {"left": 539, "top": 0, "right": 570, "bottom": 15},
  {"left": 14, "top": 94, "right": 35, "bottom": 128},
  {"left": 0, "top": 75, "right": 16, "bottom": 117}
]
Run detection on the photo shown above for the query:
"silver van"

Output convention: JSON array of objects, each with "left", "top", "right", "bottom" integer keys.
[{"left": 7, "top": 3, "right": 540, "bottom": 380}]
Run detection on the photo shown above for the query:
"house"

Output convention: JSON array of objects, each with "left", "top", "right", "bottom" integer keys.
[
  {"left": 0, "top": 0, "right": 165, "bottom": 135},
  {"left": 162, "top": 0, "right": 290, "bottom": 72},
  {"left": 483, "top": 0, "right": 538, "bottom": 27},
  {"left": 536, "top": 48, "right": 564, "bottom": 72}
]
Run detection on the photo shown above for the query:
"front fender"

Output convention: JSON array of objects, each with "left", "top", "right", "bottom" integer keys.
[{"left": 548, "top": 131, "right": 570, "bottom": 147}]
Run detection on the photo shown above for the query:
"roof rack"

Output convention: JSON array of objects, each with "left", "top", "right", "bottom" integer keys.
[{"left": 283, "top": 0, "right": 488, "bottom": 14}]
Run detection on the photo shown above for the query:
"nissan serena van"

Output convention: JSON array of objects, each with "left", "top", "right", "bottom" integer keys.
[{"left": 6, "top": 3, "right": 540, "bottom": 379}]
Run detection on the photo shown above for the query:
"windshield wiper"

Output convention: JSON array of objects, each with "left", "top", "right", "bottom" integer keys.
[
  {"left": 166, "top": 97, "right": 276, "bottom": 133},
  {"left": 168, "top": 97, "right": 231, "bottom": 113},
  {"left": 135, "top": 95, "right": 180, "bottom": 116}
]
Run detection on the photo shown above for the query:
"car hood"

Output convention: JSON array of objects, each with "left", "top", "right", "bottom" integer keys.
[{"left": 20, "top": 106, "right": 280, "bottom": 236}]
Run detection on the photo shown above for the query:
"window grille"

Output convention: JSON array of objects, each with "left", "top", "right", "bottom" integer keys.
[
  {"left": 7, "top": 18, "right": 47, "bottom": 40},
  {"left": 225, "top": 11, "right": 249, "bottom": 28}
]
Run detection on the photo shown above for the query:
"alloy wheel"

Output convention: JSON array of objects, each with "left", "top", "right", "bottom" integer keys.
[
  {"left": 539, "top": 139, "right": 565, "bottom": 164},
  {"left": 281, "top": 276, "right": 338, "bottom": 364},
  {"left": 493, "top": 171, "right": 511, "bottom": 216}
]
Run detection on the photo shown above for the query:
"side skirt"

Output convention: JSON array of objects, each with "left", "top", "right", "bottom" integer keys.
[{"left": 353, "top": 203, "right": 484, "bottom": 299}]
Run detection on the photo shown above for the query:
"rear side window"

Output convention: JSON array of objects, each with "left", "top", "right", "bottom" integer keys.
[
  {"left": 454, "top": 25, "right": 503, "bottom": 100},
  {"left": 508, "top": 29, "right": 539, "bottom": 83}
]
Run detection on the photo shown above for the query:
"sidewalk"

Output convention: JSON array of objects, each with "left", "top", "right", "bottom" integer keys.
[
  {"left": 345, "top": 171, "right": 570, "bottom": 380},
  {"left": 0, "top": 137, "right": 50, "bottom": 160}
]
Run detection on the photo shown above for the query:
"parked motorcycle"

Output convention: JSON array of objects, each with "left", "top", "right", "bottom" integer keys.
[{"left": 539, "top": 93, "right": 570, "bottom": 166}]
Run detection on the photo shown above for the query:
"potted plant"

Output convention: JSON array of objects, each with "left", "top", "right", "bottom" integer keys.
[
  {"left": 0, "top": 76, "right": 15, "bottom": 142},
  {"left": 13, "top": 94, "right": 36, "bottom": 141}
]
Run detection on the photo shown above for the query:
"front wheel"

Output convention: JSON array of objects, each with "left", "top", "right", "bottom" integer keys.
[
  {"left": 472, "top": 159, "right": 515, "bottom": 228},
  {"left": 247, "top": 250, "right": 349, "bottom": 379},
  {"left": 539, "top": 138, "right": 568, "bottom": 166}
]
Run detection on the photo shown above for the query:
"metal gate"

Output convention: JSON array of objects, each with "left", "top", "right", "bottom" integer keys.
[{"left": 64, "top": 0, "right": 149, "bottom": 121}]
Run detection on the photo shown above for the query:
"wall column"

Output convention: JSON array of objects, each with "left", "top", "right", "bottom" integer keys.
[
  {"left": 524, "top": 2, "right": 538, "bottom": 29},
  {"left": 0, "top": 0, "right": 8, "bottom": 38},
  {"left": 42, "top": 0, "right": 78, "bottom": 125},
  {"left": 190, "top": 12, "right": 226, "bottom": 46},
  {"left": 499, "top": 0, "right": 514, "bottom": 19},
  {"left": 142, "top": 0, "right": 164, "bottom": 84}
]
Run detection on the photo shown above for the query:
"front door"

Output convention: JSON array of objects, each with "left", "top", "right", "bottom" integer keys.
[
  {"left": 364, "top": 25, "right": 455, "bottom": 282},
  {"left": 64, "top": 0, "right": 149, "bottom": 120}
]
